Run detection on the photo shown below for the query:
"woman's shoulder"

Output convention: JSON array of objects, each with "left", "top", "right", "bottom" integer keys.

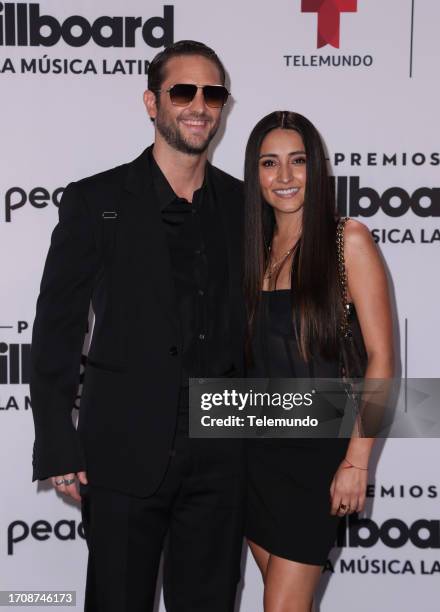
[
  {"left": 342, "top": 218, "right": 374, "bottom": 249},
  {"left": 341, "top": 218, "right": 378, "bottom": 267}
]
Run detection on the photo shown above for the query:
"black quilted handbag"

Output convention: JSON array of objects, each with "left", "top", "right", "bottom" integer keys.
[{"left": 336, "top": 217, "right": 368, "bottom": 380}]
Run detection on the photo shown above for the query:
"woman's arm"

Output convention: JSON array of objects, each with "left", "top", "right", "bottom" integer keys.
[
  {"left": 330, "top": 219, "right": 394, "bottom": 515},
  {"left": 345, "top": 218, "right": 394, "bottom": 453}
]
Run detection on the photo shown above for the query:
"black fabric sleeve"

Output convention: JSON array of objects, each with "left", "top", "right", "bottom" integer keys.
[{"left": 30, "top": 181, "right": 98, "bottom": 481}]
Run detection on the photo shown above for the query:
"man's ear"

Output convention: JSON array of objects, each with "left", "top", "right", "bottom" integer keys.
[{"left": 143, "top": 90, "right": 158, "bottom": 121}]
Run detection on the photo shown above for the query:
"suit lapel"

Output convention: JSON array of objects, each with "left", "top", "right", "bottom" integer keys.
[{"left": 123, "top": 147, "right": 179, "bottom": 334}]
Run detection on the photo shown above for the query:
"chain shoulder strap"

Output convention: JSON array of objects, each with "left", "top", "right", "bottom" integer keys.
[{"left": 336, "top": 217, "right": 350, "bottom": 337}]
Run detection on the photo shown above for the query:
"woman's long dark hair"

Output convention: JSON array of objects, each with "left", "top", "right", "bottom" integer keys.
[{"left": 244, "top": 110, "right": 341, "bottom": 362}]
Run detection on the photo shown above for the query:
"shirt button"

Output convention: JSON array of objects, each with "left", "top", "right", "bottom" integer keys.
[
  {"left": 169, "top": 346, "right": 178, "bottom": 356},
  {"left": 191, "top": 208, "right": 197, "bottom": 214},
  {"left": 198, "top": 289, "right": 205, "bottom": 296},
  {"left": 195, "top": 249, "right": 201, "bottom": 255},
  {"left": 198, "top": 333, "right": 206, "bottom": 341}
]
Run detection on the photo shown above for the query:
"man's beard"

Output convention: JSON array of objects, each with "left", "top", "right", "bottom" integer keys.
[{"left": 155, "top": 108, "right": 219, "bottom": 156}]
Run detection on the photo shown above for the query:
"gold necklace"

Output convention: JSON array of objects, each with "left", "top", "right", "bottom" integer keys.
[{"left": 264, "top": 244, "right": 295, "bottom": 280}]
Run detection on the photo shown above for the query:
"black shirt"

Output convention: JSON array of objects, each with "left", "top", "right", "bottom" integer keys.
[{"left": 149, "top": 150, "right": 233, "bottom": 386}]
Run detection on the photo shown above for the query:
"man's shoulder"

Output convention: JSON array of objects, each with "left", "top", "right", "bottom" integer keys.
[
  {"left": 74, "top": 160, "right": 129, "bottom": 196},
  {"left": 208, "top": 164, "right": 243, "bottom": 194},
  {"left": 72, "top": 147, "right": 150, "bottom": 197},
  {"left": 56, "top": 161, "right": 130, "bottom": 218}
]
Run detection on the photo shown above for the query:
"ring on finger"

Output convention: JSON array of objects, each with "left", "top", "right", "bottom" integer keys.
[
  {"left": 55, "top": 478, "right": 65, "bottom": 486},
  {"left": 63, "top": 477, "right": 75, "bottom": 486}
]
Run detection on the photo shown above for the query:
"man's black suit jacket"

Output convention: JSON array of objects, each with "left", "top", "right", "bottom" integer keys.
[{"left": 30, "top": 146, "right": 245, "bottom": 497}]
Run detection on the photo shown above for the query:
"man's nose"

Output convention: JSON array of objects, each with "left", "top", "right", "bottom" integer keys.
[{"left": 188, "top": 87, "right": 207, "bottom": 113}]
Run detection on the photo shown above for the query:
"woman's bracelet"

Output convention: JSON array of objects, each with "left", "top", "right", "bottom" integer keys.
[{"left": 342, "top": 458, "right": 368, "bottom": 471}]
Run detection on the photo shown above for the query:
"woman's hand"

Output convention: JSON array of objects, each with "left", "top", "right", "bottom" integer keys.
[{"left": 329, "top": 459, "right": 368, "bottom": 516}]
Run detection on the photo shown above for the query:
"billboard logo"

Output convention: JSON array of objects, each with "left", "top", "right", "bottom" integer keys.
[
  {"left": 0, "top": 3, "right": 174, "bottom": 48},
  {"left": 0, "top": 342, "right": 30, "bottom": 384},
  {"left": 302, "top": 0, "right": 357, "bottom": 48},
  {"left": 337, "top": 515, "right": 440, "bottom": 549},
  {"left": 334, "top": 177, "right": 440, "bottom": 218}
]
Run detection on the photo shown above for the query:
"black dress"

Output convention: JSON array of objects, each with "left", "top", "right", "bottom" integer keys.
[{"left": 246, "top": 290, "right": 350, "bottom": 566}]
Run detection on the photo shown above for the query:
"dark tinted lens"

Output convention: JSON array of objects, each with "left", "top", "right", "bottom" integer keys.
[
  {"left": 169, "top": 84, "right": 197, "bottom": 106},
  {"left": 203, "top": 86, "right": 229, "bottom": 108}
]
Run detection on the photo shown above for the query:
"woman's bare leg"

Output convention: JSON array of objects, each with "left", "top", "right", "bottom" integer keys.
[
  {"left": 248, "top": 540, "right": 322, "bottom": 611},
  {"left": 248, "top": 539, "right": 270, "bottom": 581},
  {"left": 264, "top": 554, "right": 322, "bottom": 612}
]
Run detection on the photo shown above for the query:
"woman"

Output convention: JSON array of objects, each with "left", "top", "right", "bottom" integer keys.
[{"left": 244, "top": 111, "right": 393, "bottom": 611}]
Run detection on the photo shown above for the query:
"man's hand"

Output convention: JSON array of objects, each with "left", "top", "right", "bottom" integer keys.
[{"left": 51, "top": 471, "right": 88, "bottom": 502}]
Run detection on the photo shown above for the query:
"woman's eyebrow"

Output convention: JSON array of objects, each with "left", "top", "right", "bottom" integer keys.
[{"left": 259, "top": 150, "right": 306, "bottom": 159}]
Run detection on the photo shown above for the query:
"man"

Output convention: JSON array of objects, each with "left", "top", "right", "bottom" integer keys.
[{"left": 31, "top": 40, "right": 245, "bottom": 611}]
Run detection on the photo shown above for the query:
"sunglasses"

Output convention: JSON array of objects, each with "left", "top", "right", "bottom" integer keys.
[{"left": 155, "top": 83, "right": 230, "bottom": 108}]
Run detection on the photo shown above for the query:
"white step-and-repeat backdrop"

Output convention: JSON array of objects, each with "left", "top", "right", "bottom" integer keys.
[{"left": 1, "top": 1, "right": 439, "bottom": 610}]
